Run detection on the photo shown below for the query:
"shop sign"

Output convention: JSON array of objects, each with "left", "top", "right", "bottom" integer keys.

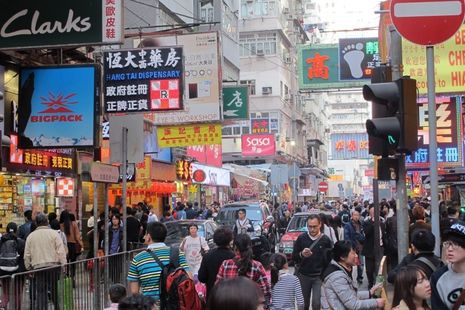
[
  {"left": 191, "top": 163, "right": 230, "bottom": 187},
  {"left": 330, "top": 133, "right": 370, "bottom": 160},
  {"left": 18, "top": 65, "right": 98, "bottom": 148},
  {"left": 136, "top": 156, "right": 152, "bottom": 181},
  {"left": 0, "top": 0, "right": 122, "bottom": 50},
  {"left": 90, "top": 162, "right": 119, "bottom": 183},
  {"left": 403, "top": 25, "right": 465, "bottom": 95},
  {"left": 186, "top": 144, "right": 222, "bottom": 167},
  {"left": 406, "top": 96, "right": 463, "bottom": 169},
  {"left": 176, "top": 160, "right": 192, "bottom": 181},
  {"left": 251, "top": 119, "right": 269, "bottom": 134},
  {"left": 103, "top": 47, "right": 184, "bottom": 113},
  {"left": 338, "top": 37, "right": 380, "bottom": 80},
  {"left": 137, "top": 32, "right": 221, "bottom": 125},
  {"left": 157, "top": 123, "right": 222, "bottom": 148},
  {"left": 241, "top": 134, "right": 276, "bottom": 157},
  {"left": 56, "top": 178, "right": 75, "bottom": 197},
  {"left": 119, "top": 163, "right": 136, "bottom": 182},
  {"left": 223, "top": 85, "right": 249, "bottom": 120}
]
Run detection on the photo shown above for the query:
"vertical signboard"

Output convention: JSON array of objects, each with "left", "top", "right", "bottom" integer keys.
[
  {"left": 222, "top": 85, "right": 249, "bottom": 119},
  {"left": 338, "top": 37, "right": 380, "bottom": 80}
]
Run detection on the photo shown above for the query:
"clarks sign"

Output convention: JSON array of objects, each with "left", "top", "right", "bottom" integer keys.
[{"left": 0, "top": 0, "right": 122, "bottom": 50}]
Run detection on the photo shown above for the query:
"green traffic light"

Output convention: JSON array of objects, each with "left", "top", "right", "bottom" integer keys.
[{"left": 388, "top": 135, "right": 396, "bottom": 145}]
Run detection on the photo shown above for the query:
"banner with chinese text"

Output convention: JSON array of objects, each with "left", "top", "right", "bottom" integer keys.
[
  {"left": 330, "top": 133, "right": 369, "bottom": 160},
  {"left": 157, "top": 123, "right": 222, "bottom": 148}
]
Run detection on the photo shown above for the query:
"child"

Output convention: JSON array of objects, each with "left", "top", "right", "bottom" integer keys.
[
  {"left": 105, "top": 284, "right": 127, "bottom": 310},
  {"left": 260, "top": 252, "right": 273, "bottom": 283},
  {"left": 270, "top": 253, "right": 304, "bottom": 310}
]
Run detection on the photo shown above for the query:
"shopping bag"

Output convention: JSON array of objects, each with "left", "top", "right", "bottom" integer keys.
[{"left": 58, "top": 277, "right": 74, "bottom": 310}]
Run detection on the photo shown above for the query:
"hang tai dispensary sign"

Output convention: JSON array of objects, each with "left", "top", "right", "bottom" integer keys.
[
  {"left": 0, "top": 0, "right": 122, "bottom": 50},
  {"left": 103, "top": 47, "right": 184, "bottom": 113}
]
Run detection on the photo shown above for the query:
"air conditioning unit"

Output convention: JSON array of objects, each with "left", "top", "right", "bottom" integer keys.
[
  {"left": 282, "top": 8, "right": 290, "bottom": 14},
  {"left": 262, "top": 87, "right": 272, "bottom": 95},
  {"left": 256, "top": 49, "right": 264, "bottom": 56}
]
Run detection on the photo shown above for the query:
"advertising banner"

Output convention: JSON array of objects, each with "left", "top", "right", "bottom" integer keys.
[
  {"left": 136, "top": 156, "right": 152, "bottom": 181},
  {"left": 18, "top": 65, "right": 97, "bottom": 148},
  {"left": 338, "top": 38, "right": 380, "bottom": 80},
  {"left": 223, "top": 86, "right": 249, "bottom": 120},
  {"left": 186, "top": 144, "right": 222, "bottom": 167},
  {"left": 0, "top": 0, "right": 122, "bottom": 50},
  {"left": 191, "top": 163, "right": 230, "bottom": 187},
  {"left": 406, "top": 96, "right": 463, "bottom": 169},
  {"left": 251, "top": 119, "right": 270, "bottom": 134},
  {"left": 330, "top": 133, "right": 370, "bottom": 160},
  {"left": 241, "top": 134, "right": 276, "bottom": 157},
  {"left": 103, "top": 47, "right": 184, "bottom": 113},
  {"left": 157, "top": 123, "right": 222, "bottom": 148},
  {"left": 403, "top": 25, "right": 465, "bottom": 95},
  {"left": 136, "top": 32, "right": 221, "bottom": 124}
]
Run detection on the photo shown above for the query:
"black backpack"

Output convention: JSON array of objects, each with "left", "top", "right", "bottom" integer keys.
[{"left": 0, "top": 239, "right": 19, "bottom": 272}]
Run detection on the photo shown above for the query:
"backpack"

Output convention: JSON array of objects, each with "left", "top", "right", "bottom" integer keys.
[
  {"left": 0, "top": 239, "right": 19, "bottom": 272},
  {"left": 147, "top": 246, "right": 204, "bottom": 310},
  {"left": 341, "top": 212, "right": 350, "bottom": 225}
]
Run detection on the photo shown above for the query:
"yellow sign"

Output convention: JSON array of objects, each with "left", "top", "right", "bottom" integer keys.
[
  {"left": 329, "top": 175, "right": 344, "bottom": 181},
  {"left": 157, "top": 123, "right": 222, "bottom": 148},
  {"left": 136, "top": 156, "right": 152, "bottom": 181},
  {"left": 403, "top": 25, "right": 465, "bottom": 95}
]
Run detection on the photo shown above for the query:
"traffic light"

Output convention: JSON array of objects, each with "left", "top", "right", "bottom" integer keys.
[{"left": 364, "top": 77, "right": 418, "bottom": 155}]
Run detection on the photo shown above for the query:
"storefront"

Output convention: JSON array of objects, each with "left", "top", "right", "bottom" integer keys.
[{"left": 191, "top": 163, "right": 230, "bottom": 206}]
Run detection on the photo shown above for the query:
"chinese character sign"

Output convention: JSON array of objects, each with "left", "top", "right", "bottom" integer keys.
[
  {"left": 223, "top": 86, "right": 249, "bottom": 120},
  {"left": 242, "top": 134, "right": 276, "bottom": 157},
  {"left": 406, "top": 97, "right": 463, "bottom": 169},
  {"left": 251, "top": 119, "right": 270, "bottom": 134},
  {"left": 330, "top": 133, "right": 370, "bottom": 160},
  {"left": 157, "top": 123, "right": 222, "bottom": 148},
  {"left": 339, "top": 38, "right": 380, "bottom": 80},
  {"left": 103, "top": 47, "right": 184, "bottom": 113}
]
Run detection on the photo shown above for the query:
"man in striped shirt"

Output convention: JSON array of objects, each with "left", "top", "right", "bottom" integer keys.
[{"left": 127, "top": 222, "right": 189, "bottom": 300}]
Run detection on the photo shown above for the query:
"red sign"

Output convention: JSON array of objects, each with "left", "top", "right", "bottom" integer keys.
[
  {"left": 192, "top": 169, "right": 207, "bottom": 183},
  {"left": 186, "top": 144, "right": 223, "bottom": 167},
  {"left": 241, "top": 134, "right": 276, "bottom": 157},
  {"left": 150, "top": 79, "right": 181, "bottom": 110},
  {"left": 365, "top": 169, "right": 375, "bottom": 177},
  {"left": 390, "top": 0, "right": 465, "bottom": 45},
  {"left": 318, "top": 181, "right": 329, "bottom": 192},
  {"left": 251, "top": 119, "right": 270, "bottom": 134}
]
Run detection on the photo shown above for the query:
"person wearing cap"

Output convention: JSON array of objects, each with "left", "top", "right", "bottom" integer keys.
[{"left": 431, "top": 220, "right": 465, "bottom": 309}]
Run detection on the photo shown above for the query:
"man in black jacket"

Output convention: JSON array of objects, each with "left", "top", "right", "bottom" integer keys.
[
  {"left": 198, "top": 226, "right": 235, "bottom": 300},
  {"left": 292, "top": 214, "right": 333, "bottom": 310},
  {"left": 362, "top": 204, "right": 385, "bottom": 289}
]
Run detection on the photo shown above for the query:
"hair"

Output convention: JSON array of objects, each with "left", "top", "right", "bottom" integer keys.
[
  {"left": 237, "top": 208, "right": 246, "bottom": 215},
  {"left": 109, "top": 283, "right": 126, "bottom": 303},
  {"left": 307, "top": 213, "right": 321, "bottom": 224},
  {"left": 206, "top": 277, "right": 263, "bottom": 310},
  {"left": 188, "top": 223, "right": 198, "bottom": 231},
  {"left": 59, "top": 210, "right": 71, "bottom": 235},
  {"left": 24, "top": 210, "right": 32, "bottom": 221},
  {"left": 447, "top": 206, "right": 459, "bottom": 216},
  {"left": 117, "top": 294, "right": 156, "bottom": 310},
  {"left": 48, "top": 212, "right": 57, "bottom": 223},
  {"left": 233, "top": 234, "right": 253, "bottom": 276},
  {"left": 35, "top": 213, "right": 48, "bottom": 227},
  {"left": 270, "top": 253, "right": 287, "bottom": 287},
  {"left": 147, "top": 222, "right": 167, "bottom": 242},
  {"left": 50, "top": 219, "right": 61, "bottom": 231},
  {"left": 332, "top": 240, "right": 354, "bottom": 262},
  {"left": 412, "top": 205, "right": 425, "bottom": 221},
  {"left": 260, "top": 252, "right": 273, "bottom": 270},
  {"left": 213, "top": 226, "right": 233, "bottom": 247},
  {"left": 392, "top": 266, "right": 431, "bottom": 310},
  {"left": 6, "top": 222, "right": 17, "bottom": 234},
  {"left": 411, "top": 229, "right": 435, "bottom": 252}
]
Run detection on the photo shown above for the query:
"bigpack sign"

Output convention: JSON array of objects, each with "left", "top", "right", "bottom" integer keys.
[
  {"left": 18, "top": 65, "right": 98, "bottom": 148},
  {"left": 241, "top": 134, "right": 276, "bottom": 157},
  {"left": 0, "top": 0, "right": 122, "bottom": 50},
  {"left": 103, "top": 47, "right": 184, "bottom": 113}
]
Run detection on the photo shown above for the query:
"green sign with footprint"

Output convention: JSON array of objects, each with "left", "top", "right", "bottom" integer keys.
[{"left": 339, "top": 38, "right": 380, "bottom": 81}]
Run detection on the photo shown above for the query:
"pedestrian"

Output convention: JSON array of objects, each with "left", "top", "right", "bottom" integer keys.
[
  {"left": 59, "top": 210, "right": 84, "bottom": 267},
  {"left": 362, "top": 204, "right": 385, "bottom": 289},
  {"left": 176, "top": 203, "right": 187, "bottom": 220},
  {"left": 24, "top": 213, "right": 67, "bottom": 309},
  {"left": 159, "top": 210, "right": 174, "bottom": 223},
  {"left": 385, "top": 203, "right": 398, "bottom": 271},
  {"left": 216, "top": 234, "right": 271, "bottom": 307},
  {"left": 186, "top": 202, "right": 197, "bottom": 219},
  {"left": 50, "top": 219, "right": 68, "bottom": 256},
  {"left": 147, "top": 205, "right": 158, "bottom": 223},
  {"left": 409, "top": 204, "right": 431, "bottom": 242},
  {"left": 180, "top": 223, "right": 209, "bottom": 280},
  {"left": 269, "top": 253, "right": 304, "bottom": 310},
  {"left": 118, "top": 294, "right": 157, "bottom": 310},
  {"left": 431, "top": 221, "right": 465, "bottom": 309},
  {"left": 126, "top": 207, "right": 142, "bottom": 249},
  {"left": 127, "top": 222, "right": 189, "bottom": 301},
  {"left": 440, "top": 205, "right": 460, "bottom": 239},
  {"left": 207, "top": 277, "right": 266, "bottom": 310},
  {"left": 18, "top": 210, "right": 34, "bottom": 240},
  {"left": 344, "top": 209, "right": 365, "bottom": 284},
  {"left": 233, "top": 208, "right": 254, "bottom": 237},
  {"left": 392, "top": 265, "right": 431, "bottom": 310},
  {"left": 320, "top": 213, "right": 338, "bottom": 244},
  {"left": 321, "top": 240, "right": 385, "bottom": 310},
  {"left": 292, "top": 214, "right": 333, "bottom": 310},
  {"left": 198, "top": 226, "right": 235, "bottom": 300},
  {"left": 105, "top": 283, "right": 127, "bottom": 310},
  {"left": 109, "top": 214, "right": 124, "bottom": 283}
]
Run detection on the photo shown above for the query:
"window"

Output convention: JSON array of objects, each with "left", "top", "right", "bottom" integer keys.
[
  {"left": 240, "top": 32, "right": 277, "bottom": 56},
  {"left": 222, "top": 121, "right": 250, "bottom": 137},
  {"left": 241, "top": 0, "right": 276, "bottom": 18},
  {"left": 240, "top": 80, "right": 256, "bottom": 95},
  {"left": 200, "top": 3, "right": 214, "bottom": 23}
]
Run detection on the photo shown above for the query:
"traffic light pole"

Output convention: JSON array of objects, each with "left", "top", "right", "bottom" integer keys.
[
  {"left": 390, "top": 26, "right": 409, "bottom": 261},
  {"left": 426, "top": 46, "right": 440, "bottom": 256}
]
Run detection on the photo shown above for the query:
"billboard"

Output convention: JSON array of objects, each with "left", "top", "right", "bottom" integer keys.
[
  {"left": 157, "top": 123, "right": 222, "bottom": 148},
  {"left": 241, "top": 134, "right": 276, "bottom": 157},
  {"left": 251, "top": 119, "right": 270, "bottom": 134},
  {"left": 403, "top": 25, "right": 465, "bottom": 95},
  {"left": 18, "top": 65, "right": 98, "bottom": 148},
  {"left": 338, "top": 38, "right": 380, "bottom": 80},
  {"left": 135, "top": 32, "right": 221, "bottom": 124},
  {"left": 0, "top": 0, "right": 122, "bottom": 50},
  {"left": 103, "top": 47, "right": 184, "bottom": 113},
  {"left": 406, "top": 96, "right": 463, "bottom": 169},
  {"left": 186, "top": 145, "right": 222, "bottom": 167},
  {"left": 191, "top": 163, "right": 230, "bottom": 187},
  {"left": 330, "top": 133, "right": 370, "bottom": 160}
]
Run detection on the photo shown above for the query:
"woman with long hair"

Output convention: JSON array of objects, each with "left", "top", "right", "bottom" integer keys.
[
  {"left": 216, "top": 234, "right": 271, "bottom": 307},
  {"left": 59, "top": 210, "right": 83, "bottom": 279},
  {"left": 207, "top": 277, "right": 265, "bottom": 310},
  {"left": 392, "top": 266, "right": 431, "bottom": 310},
  {"left": 269, "top": 253, "right": 304, "bottom": 310}
]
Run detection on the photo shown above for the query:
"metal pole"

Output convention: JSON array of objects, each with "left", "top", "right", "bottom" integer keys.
[
  {"left": 373, "top": 179, "right": 381, "bottom": 268},
  {"left": 93, "top": 181, "right": 100, "bottom": 310},
  {"left": 390, "top": 26, "right": 409, "bottom": 261},
  {"left": 122, "top": 127, "right": 128, "bottom": 285},
  {"left": 426, "top": 46, "right": 440, "bottom": 256}
]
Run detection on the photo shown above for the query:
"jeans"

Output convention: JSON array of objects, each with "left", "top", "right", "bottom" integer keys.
[
  {"left": 357, "top": 255, "right": 364, "bottom": 282},
  {"left": 365, "top": 256, "right": 376, "bottom": 289},
  {"left": 297, "top": 273, "right": 322, "bottom": 310}
]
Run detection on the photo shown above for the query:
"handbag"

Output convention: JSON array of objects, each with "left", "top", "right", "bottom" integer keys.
[
  {"left": 452, "top": 287, "right": 465, "bottom": 310},
  {"left": 75, "top": 242, "right": 82, "bottom": 254}
]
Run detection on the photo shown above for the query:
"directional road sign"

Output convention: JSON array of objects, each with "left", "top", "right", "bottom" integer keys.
[
  {"left": 390, "top": 0, "right": 465, "bottom": 45},
  {"left": 222, "top": 85, "right": 249, "bottom": 120}
]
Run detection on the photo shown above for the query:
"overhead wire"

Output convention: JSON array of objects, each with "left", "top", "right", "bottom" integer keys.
[
  {"left": 128, "top": 0, "right": 205, "bottom": 22},
  {"left": 124, "top": 5, "right": 152, "bottom": 26}
]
